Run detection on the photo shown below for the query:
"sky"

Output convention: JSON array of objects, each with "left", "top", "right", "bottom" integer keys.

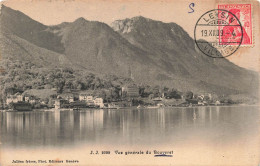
[{"left": 1, "top": 0, "right": 259, "bottom": 71}]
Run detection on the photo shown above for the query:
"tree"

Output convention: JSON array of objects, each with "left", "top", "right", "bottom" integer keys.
[
  {"left": 139, "top": 87, "right": 145, "bottom": 97},
  {"left": 185, "top": 91, "right": 193, "bottom": 100},
  {"left": 152, "top": 86, "right": 160, "bottom": 98},
  {"left": 167, "top": 89, "right": 182, "bottom": 99}
]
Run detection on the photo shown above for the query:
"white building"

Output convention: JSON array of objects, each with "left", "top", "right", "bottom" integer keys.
[
  {"left": 79, "top": 94, "right": 94, "bottom": 103},
  {"left": 94, "top": 98, "right": 104, "bottom": 108},
  {"left": 86, "top": 96, "right": 93, "bottom": 102},
  {"left": 16, "top": 94, "right": 24, "bottom": 102},
  {"left": 79, "top": 94, "right": 93, "bottom": 101},
  {"left": 29, "top": 99, "right": 36, "bottom": 104},
  {"left": 79, "top": 94, "right": 87, "bottom": 101},
  {"left": 6, "top": 96, "right": 18, "bottom": 105},
  {"left": 68, "top": 97, "right": 74, "bottom": 103},
  {"left": 6, "top": 93, "right": 24, "bottom": 105},
  {"left": 25, "top": 96, "right": 30, "bottom": 102},
  {"left": 215, "top": 100, "right": 221, "bottom": 105},
  {"left": 64, "top": 95, "right": 74, "bottom": 103}
]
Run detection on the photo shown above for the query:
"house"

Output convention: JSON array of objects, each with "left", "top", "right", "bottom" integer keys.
[
  {"left": 68, "top": 97, "right": 74, "bottom": 103},
  {"left": 79, "top": 94, "right": 93, "bottom": 101},
  {"left": 215, "top": 100, "right": 221, "bottom": 105},
  {"left": 25, "top": 95, "right": 37, "bottom": 104},
  {"left": 94, "top": 98, "right": 104, "bottom": 108},
  {"left": 55, "top": 99, "right": 61, "bottom": 109},
  {"left": 25, "top": 96, "right": 30, "bottom": 102},
  {"left": 197, "top": 92, "right": 212, "bottom": 101},
  {"left": 55, "top": 99, "right": 69, "bottom": 109},
  {"left": 6, "top": 93, "right": 24, "bottom": 105},
  {"left": 6, "top": 96, "right": 18, "bottom": 105},
  {"left": 16, "top": 93, "right": 24, "bottom": 102},
  {"left": 41, "top": 100, "right": 47, "bottom": 105},
  {"left": 24, "top": 95, "right": 36, "bottom": 103},
  {"left": 79, "top": 94, "right": 87, "bottom": 101},
  {"left": 198, "top": 101, "right": 204, "bottom": 105},
  {"left": 64, "top": 95, "right": 74, "bottom": 103},
  {"left": 29, "top": 99, "right": 36, "bottom": 104},
  {"left": 122, "top": 85, "right": 140, "bottom": 98},
  {"left": 86, "top": 99, "right": 95, "bottom": 107},
  {"left": 86, "top": 96, "right": 93, "bottom": 102},
  {"left": 79, "top": 94, "right": 95, "bottom": 106}
]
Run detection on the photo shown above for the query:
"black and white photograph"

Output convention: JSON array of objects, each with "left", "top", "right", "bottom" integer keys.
[{"left": 0, "top": 0, "right": 259, "bottom": 165}]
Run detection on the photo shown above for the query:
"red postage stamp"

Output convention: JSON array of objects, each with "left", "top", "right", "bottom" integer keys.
[{"left": 218, "top": 4, "right": 252, "bottom": 46}]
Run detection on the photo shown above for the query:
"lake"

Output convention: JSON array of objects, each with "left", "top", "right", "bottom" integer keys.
[{"left": 0, "top": 106, "right": 259, "bottom": 165}]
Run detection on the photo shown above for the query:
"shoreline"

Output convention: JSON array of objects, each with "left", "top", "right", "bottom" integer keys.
[{"left": 0, "top": 104, "right": 259, "bottom": 112}]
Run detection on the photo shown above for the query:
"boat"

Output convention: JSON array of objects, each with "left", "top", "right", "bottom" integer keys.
[{"left": 9, "top": 102, "right": 32, "bottom": 111}]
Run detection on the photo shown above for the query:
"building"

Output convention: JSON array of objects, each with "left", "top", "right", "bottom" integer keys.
[
  {"left": 79, "top": 94, "right": 95, "bottom": 106},
  {"left": 68, "top": 97, "right": 74, "bottom": 103},
  {"left": 86, "top": 96, "right": 93, "bottom": 102},
  {"left": 29, "top": 98, "right": 36, "bottom": 104},
  {"left": 24, "top": 95, "right": 37, "bottom": 104},
  {"left": 6, "top": 96, "right": 18, "bottom": 105},
  {"left": 16, "top": 93, "right": 24, "bottom": 102},
  {"left": 25, "top": 96, "right": 30, "bottom": 102},
  {"left": 198, "top": 101, "right": 204, "bottom": 105},
  {"left": 79, "top": 94, "right": 93, "bottom": 101},
  {"left": 94, "top": 98, "right": 104, "bottom": 108},
  {"left": 215, "top": 100, "right": 221, "bottom": 105},
  {"left": 86, "top": 99, "right": 95, "bottom": 107},
  {"left": 86, "top": 96, "right": 95, "bottom": 106},
  {"left": 122, "top": 85, "right": 140, "bottom": 98},
  {"left": 197, "top": 92, "right": 212, "bottom": 101},
  {"left": 64, "top": 95, "right": 74, "bottom": 103},
  {"left": 79, "top": 94, "right": 87, "bottom": 101},
  {"left": 55, "top": 99, "right": 69, "bottom": 109},
  {"left": 6, "top": 93, "right": 24, "bottom": 105},
  {"left": 54, "top": 99, "right": 61, "bottom": 109}
]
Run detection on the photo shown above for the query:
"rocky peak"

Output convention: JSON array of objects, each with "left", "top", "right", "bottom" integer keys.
[{"left": 111, "top": 16, "right": 153, "bottom": 33}]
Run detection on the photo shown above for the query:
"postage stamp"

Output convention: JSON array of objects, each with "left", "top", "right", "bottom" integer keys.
[
  {"left": 218, "top": 4, "right": 252, "bottom": 46},
  {"left": 194, "top": 9, "right": 243, "bottom": 58}
]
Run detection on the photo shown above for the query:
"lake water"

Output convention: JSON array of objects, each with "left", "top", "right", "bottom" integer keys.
[{"left": 0, "top": 106, "right": 259, "bottom": 165}]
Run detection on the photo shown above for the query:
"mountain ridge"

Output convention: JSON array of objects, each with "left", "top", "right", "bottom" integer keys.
[{"left": 0, "top": 5, "right": 258, "bottom": 98}]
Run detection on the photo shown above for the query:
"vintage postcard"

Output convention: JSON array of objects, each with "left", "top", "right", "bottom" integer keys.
[{"left": 0, "top": 0, "right": 259, "bottom": 165}]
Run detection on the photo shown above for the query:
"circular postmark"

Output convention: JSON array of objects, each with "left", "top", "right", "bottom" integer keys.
[{"left": 194, "top": 9, "right": 243, "bottom": 58}]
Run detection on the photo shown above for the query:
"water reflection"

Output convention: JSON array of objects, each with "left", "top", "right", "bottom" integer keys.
[{"left": 0, "top": 106, "right": 259, "bottom": 148}]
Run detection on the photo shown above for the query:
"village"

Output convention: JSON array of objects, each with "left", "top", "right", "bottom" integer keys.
[{"left": 2, "top": 84, "right": 225, "bottom": 111}]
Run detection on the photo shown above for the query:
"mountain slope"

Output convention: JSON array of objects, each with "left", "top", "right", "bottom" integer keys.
[
  {"left": 0, "top": 5, "right": 64, "bottom": 53},
  {"left": 0, "top": 32, "right": 71, "bottom": 68},
  {"left": 49, "top": 17, "right": 159, "bottom": 78},
  {"left": 111, "top": 16, "right": 258, "bottom": 96}
]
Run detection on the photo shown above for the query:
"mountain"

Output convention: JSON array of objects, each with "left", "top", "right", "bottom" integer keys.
[
  {"left": 0, "top": 5, "right": 258, "bottom": 98},
  {"left": 111, "top": 16, "right": 258, "bottom": 96},
  {"left": 47, "top": 17, "right": 160, "bottom": 79},
  {"left": 0, "top": 5, "right": 64, "bottom": 53}
]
